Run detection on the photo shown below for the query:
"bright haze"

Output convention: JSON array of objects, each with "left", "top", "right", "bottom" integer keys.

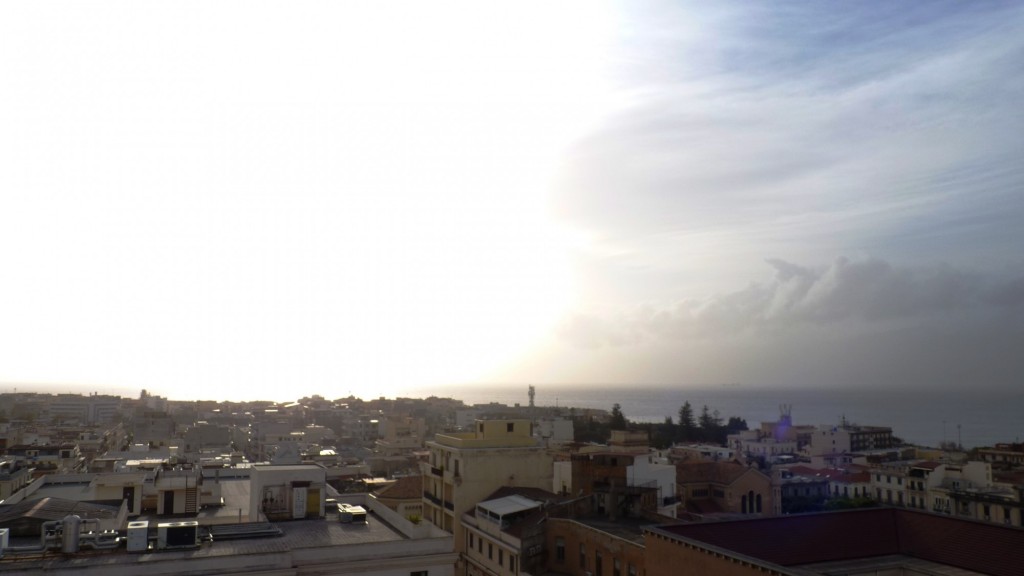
[{"left": 2, "top": 2, "right": 1022, "bottom": 401}]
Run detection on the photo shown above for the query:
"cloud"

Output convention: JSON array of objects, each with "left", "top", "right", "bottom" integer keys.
[
  {"left": 553, "top": 2, "right": 1024, "bottom": 271},
  {"left": 558, "top": 257, "right": 1021, "bottom": 348}
]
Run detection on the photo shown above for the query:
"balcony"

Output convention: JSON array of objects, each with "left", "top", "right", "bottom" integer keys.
[{"left": 423, "top": 491, "right": 443, "bottom": 507}]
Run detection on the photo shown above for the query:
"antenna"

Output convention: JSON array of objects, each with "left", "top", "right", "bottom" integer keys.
[{"left": 528, "top": 385, "right": 535, "bottom": 409}]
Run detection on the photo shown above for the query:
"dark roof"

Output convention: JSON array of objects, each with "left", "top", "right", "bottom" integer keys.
[
  {"left": 676, "top": 461, "right": 758, "bottom": 485},
  {"left": 0, "top": 497, "right": 121, "bottom": 524},
  {"left": 684, "top": 499, "right": 724, "bottom": 515},
  {"left": 648, "top": 508, "right": 1024, "bottom": 576}
]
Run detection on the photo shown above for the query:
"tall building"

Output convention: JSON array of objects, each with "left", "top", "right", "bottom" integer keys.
[{"left": 422, "top": 420, "right": 553, "bottom": 558}]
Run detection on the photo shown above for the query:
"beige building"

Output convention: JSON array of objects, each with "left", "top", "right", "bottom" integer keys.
[
  {"left": 375, "top": 475, "right": 425, "bottom": 521},
  {"left": 423, "top": 420, "right": 553, "bottom": 557},
  {"left": 808, "top": 424, "right": 896, "bottom": 457},
  {"left": 676, "top": 461, "right": 776, "bottom": 518}
]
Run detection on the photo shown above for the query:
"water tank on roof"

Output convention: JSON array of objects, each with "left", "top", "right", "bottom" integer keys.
[{"left": 62, "top": 515, "right": 82, "bottom": 553}]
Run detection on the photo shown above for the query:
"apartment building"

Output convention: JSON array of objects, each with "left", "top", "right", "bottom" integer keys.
[
  {"left": 422, "top": 419, "right": 553, "bottom": 556},
  {"left": 462, "top": 490, "right": 556, "bottom": 576},
  {"left": 47, "top": 394, "right": 121, "bottom": 425}
]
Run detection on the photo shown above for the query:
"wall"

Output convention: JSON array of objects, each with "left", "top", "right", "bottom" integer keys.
[
  {"left": 644, "top": 533, "right": 787, "bottom": 576},
  {"left": 545, "top": 518, "right": 645, "bottom": 576}
]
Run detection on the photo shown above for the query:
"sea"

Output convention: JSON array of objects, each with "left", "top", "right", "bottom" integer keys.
[{"left": 400, "top": 383, "right": 1023, "bottom": 450}]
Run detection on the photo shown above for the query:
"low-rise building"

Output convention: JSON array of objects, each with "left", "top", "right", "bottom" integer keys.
[
  {"left": 644, "top": 508, "right": 1024, "bottom": 576},
  {"left": 676, "top": 461, "right": 776, "bottom": 518}
]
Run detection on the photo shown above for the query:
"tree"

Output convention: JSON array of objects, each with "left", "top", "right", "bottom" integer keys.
[
  {"left": 726, "top": 416, "right": 748, "bottom": 433},
  {"left": 610, "top": 403, "right": 627, "bottom": 430},
  {"left": 698, "top": 405, "right": 724, "bottom": 443},
  {"left": 678, "top": 401, "right": 696, "bottom": 442}
]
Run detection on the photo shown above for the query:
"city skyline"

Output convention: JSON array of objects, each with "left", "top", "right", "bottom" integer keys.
[{"left": 2, "top": 1, "right": 1023, "bottom": 401}]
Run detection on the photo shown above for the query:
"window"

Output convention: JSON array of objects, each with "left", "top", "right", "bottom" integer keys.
[
  {"left": 479, "top": 537, "right": 483, "bottom": 553},
  {"left": 556, "top": 538, "right": 565, "bottom": 562},
  {"left": 411, "top": 572, "right": 428, "bottom": 576},
  {"left": 469, "top": 533, "right": 474, "bottom": 549},
  {"left": 595, "top": 552, "right": 603, "bottom": 576},
  {"left": 628, "top": 564, "right": 637, "bottom": 576},
  {"left": 489, "top": 543, "right": 493, "bottom": 560},
  {"left": 499, "top": 549, "right": 504, "bottom": 567},
  {"left": 580, "top": 544, "right": 586, "bottom": 569},
  {"left": 510, "top": 555, "right": 516, "bottom": 573},
  {"left": 614, "top": 558, "right": 622, "bottom": 576},
  {"left": 507, "top": 422, "right": 514, "bottom": 433}
]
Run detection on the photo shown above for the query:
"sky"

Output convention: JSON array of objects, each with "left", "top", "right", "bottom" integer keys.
[{"left": 2, "top": 1, "right": 1022, "bottom": 401}]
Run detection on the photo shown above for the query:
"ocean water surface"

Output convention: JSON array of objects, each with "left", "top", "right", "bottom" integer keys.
[{"left": 402, "top": 384, "right": 1022, "bottom": 449}]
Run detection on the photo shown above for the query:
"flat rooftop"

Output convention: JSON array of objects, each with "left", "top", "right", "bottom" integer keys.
[
  {"left": 0, "top": 507, "right": 440, "bottom": 575},
  {"left": 647, "top": 508, "right": 1024, "bottom": 576}
]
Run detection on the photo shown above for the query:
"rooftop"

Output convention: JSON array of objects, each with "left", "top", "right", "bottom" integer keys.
[
  {"left": 647, "top": 507, "right": 1024, "bottom": 576},
  {"left": 1, "top": 496, "right": 454, "bottom": 576}
]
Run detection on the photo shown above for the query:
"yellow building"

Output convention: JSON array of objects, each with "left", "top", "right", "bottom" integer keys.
[{"left": 423, "top": 420, "right": 553, "bottom": 560}]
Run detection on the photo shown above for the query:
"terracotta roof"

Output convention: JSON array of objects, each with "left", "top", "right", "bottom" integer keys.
[
  {"left": 374, "top": 475, "right": 422, "bottom": 500},
  {"left": 676, "top": 461, "right": 755, "bottom": 485}
]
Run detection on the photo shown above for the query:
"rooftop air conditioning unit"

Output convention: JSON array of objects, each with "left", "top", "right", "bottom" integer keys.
[
  {"left": 338, "top": 503, "right": 367, "bottom": 524},
  {"left": 127, "top": 520, "right": 149, "bottom": 552},
  {"left": 157, "top": 521, "right": 199, "bottom": 550}
]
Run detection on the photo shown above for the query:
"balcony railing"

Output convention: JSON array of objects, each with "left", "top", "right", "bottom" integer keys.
[{"left": 423, "top": 491, "right": 442, "bottom": 507}]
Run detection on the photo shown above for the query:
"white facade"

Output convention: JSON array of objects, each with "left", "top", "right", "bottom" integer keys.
[
  {"left": 627, "top": 452, "right": 677, "bottom": 516},
  {"left": 250, "top": 463, "right": 327, "bottom": 521}
]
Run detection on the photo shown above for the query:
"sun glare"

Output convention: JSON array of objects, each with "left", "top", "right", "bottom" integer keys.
[{"left": 0, "top": 1, "right": 614, "bottom": 400}]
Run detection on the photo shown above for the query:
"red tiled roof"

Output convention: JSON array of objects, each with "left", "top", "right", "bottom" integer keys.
[
  {"left": 676, "top": 461, "right": 755, "bottom": 485},
  {"left": 374, "top": 475, "right": 422, "bottom": 500}
]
